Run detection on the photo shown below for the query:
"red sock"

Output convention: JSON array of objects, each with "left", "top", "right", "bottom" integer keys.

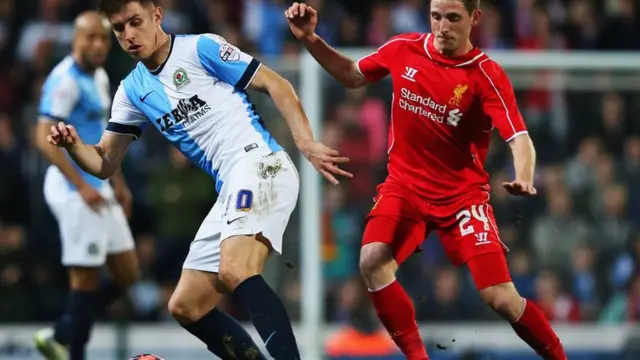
[
  {"left": 369, "top": 279, "right": 428, "bottom": 360},
  {"left": 511, "top": 299, "right": 567, "bottom": 360}
]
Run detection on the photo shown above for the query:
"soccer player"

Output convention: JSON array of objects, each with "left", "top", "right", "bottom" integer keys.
[
  {"left": 34, "top": 11, "right": 139, "bottom": 360},
  {"left": 286, "top": 1, "right": 567, "bottom": 360},
  {"left": 48, "top": 1, "right": 351, "bottom": 359}
]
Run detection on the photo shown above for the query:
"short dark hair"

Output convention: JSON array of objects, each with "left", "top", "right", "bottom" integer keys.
[
  {"left": 98, "top": 0, "right": 155, "bottom": 16},
  {"left": 462, "top": 0, "right": 481, "bottom": 14}
]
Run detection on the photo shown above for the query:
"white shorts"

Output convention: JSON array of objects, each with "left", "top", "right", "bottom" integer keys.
[
  {"left": 183, "top": 151, "right": 299, "bottom": 273},
  {"left": 43, "top": 166, "right": 135, "bottom": 267}
]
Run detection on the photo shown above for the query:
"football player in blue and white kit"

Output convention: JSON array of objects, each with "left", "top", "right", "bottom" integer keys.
[
  {"left": 34, "top": 11, "right": 139, "bottom": 360},
  {"left": 47, "top": 1, "right": 352, "bottom": 359}
]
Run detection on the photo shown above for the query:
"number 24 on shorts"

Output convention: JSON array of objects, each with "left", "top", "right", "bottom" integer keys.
[{"left": 456, "top": 204, "right": 491, "bottom": 236}]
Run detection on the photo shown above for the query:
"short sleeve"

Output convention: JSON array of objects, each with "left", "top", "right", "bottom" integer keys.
[
  {"left": 105, "top": 84, "right": 146, "bottom": 140},
  {"left": 39, "top": 74, "right": 79, "bottom": 122},
  {"left": 478, "top": 59, "right": 528, "bottom": 142},
  {"left": 196, "top": 33, "right": 261, "bottom": 89},
  {"left": 356, "top": 52, "right": 390, "bottom": 82},
  {"left": 356, "top": 33, "right": 425, "bottom": 83}
]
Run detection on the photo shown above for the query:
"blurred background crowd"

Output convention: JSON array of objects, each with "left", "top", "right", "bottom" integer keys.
[{"left": 1, "top": 0, "right": 640, "bottom": 348}]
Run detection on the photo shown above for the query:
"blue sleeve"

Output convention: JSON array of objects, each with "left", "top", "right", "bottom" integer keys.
[{"left": 196, "top": 34, "right": 261, "bottom": 89}]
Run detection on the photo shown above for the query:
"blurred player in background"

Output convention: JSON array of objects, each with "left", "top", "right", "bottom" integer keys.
[
  {"left": 47, "top": 0, "right": 351, "bottom": 359},
  {"left": 34, "top": 11, "right": 139, "bottom": 360},
  {"left": 287, "top": 0, "right": 567, "bottom": 359}
]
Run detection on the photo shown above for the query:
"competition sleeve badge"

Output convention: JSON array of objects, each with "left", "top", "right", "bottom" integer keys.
[
  {"left": 173, "top": 68, "right": 191, "bottom": 90},
  {"left": 219, "top": 43, "right": 240, "bottom": 62}
]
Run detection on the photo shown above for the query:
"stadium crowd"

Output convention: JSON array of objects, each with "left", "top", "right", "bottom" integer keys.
[{"left": 0, "top": 0, "right": 639, "bottom": 333}]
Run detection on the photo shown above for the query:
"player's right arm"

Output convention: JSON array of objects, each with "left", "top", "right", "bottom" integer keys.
[
  {"left": 36, "top": 74, "right": 91, "bottom": 189},
  {"left": 48, "top": 85, "right": 143, "bottom": 180},
  {"left": 286, "top": 2, "right": 388, "bottom": 88}
]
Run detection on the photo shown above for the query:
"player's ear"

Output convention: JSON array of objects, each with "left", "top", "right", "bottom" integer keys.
[
  {"left": 471, "top": 9, "right": 482, "bottom": 27},
  {"left": 153, "top": 6, "right": 163, "bottom": 27}
]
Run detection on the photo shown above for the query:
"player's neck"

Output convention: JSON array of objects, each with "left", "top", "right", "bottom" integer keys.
[
  {"left": 142, "top": 31, "right": 171, "bottom": 71},
  {"left": 71, "top": 53, "right": 95, "bottom": 73}
]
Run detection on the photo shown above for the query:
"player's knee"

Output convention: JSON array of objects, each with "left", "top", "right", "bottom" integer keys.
[
  {"left": 218, "top": 261, "right": 260, "bottom": 290},
  {"left": 113, "top": 265, "right": 140, "bottom": 289},
  {"left": 168, "top": 293, "right": 204, "bottom": 323},
  {"left": 218, "top": 235, "right": 269, "bottom": 290},
  {"left": 359, "top": 243, "right": 397, "bottom": 284},
  {"left": 479, "top": 282, "right": 523, "bottom": 321},
  {"left": 68, "top": 267, "right": 102, "bottom": 291}
]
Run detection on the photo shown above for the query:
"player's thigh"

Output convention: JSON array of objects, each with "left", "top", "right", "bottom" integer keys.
[
  {"left": 106, "top": 250, "right": 139, "bottom": 288},
  {"left": 56, "top": 197, "right": 111, "bottom": 267},
  {"left": 362, "top": 185, "right": 427, "bottom": 266},
  {"left": 437, "top": 203, "right": 508, "bottom": 268},
  {"left": 220, "top": 151, "right": 299, "bottom": 254},
  {"left": 168, "top": 269, "right": 224, "bottom": 322},
  {"left": 103, "top": 197, "right": 138, "bottom": 286},
  {"left": 219, "top": 234, "right": 270, "bottom": 289},
  {"left": 467, "top": 252, "right": 513, "bottom": 292},
  {"left": 219, "top": 152, "right": 299, "bottom": 286},
  {"left": 182, "top": 201, "right": 226, "bottom": 274}
]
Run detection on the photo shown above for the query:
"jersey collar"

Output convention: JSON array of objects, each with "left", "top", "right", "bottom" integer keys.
[{"left": 423, "top": 33, "right": 484, "bottom": 67}]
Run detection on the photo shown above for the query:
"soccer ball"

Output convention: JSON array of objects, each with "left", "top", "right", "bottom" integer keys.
[{"left": 128, "top": 354, "right": 165, "bottom": 360}]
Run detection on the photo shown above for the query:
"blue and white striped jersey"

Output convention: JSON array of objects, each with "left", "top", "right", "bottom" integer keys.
[
  {"left": 39, "top": 56, "right": 111, "bottom": 190},
  {"left": 105, "top": 34, "right": 282, "bottom": 193}
]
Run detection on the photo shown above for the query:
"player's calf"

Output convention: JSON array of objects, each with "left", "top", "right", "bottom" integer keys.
[
  {"left": 169, "top": 269, "right": 267, "bottom": 359},
  {"left": 100, "top": 250, "right": 140, "bottom": 307},
  {"left": 221, "top": 234, "right": 301, "bottom": 360},
  {"left": 54, "top": 267, "right": 102, "bottom": 360},
  {"left": 359, "top": 243, "right": 428, "bottom": 360},
  {"left": 468, "top": 253, "right": 567, "bottom": 360}
]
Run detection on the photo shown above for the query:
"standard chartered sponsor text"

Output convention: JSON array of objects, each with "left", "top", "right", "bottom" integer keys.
[{"left": 399, "top": 87, "right": 462, "bottom": 126}]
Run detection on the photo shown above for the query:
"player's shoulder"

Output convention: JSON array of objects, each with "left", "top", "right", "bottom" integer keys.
[
  {"left": 475, "top": 56, "right": 510, "bottom": 83},
  {"left": 379, "top": 32, "right": 427, "bottom": 51},
  {"left": 43, "top": 56, "right": 78, "bottom": 88},
  {"left": 175, "top": 32, "right": 229, "bottom": 51}
]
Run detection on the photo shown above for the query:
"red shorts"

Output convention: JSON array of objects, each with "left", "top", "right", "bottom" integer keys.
[{"left": 362, "top": 180, "right": 511, "bottom": 290}]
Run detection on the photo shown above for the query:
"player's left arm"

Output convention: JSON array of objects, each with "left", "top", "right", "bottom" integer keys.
[
  {"left": 196, "top": 33, "right": 353, "bottom": 184},
  {"left": 479, "top": 60, "right": 537, "bottom": 196}
]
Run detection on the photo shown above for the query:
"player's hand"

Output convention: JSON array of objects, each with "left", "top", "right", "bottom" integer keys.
[
  {"left": 114, "top": 184, "right": 133, "bottom": 218},
  {"left": 285, "top": 2, "right": 318, "bottom": 41},
  {"left": 301, "top": 141, "right": 353, "bottom": 185},
  {"left": 78, "top": 184, "right": 106, "bottom": 213},
  {"left": 502, "top": 180, "right": 537, "bottom": 196},
  {"left": 47, "top": 122, "right": 82, "bottom": 149}
]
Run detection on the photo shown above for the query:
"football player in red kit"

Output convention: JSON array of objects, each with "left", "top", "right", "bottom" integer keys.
[{"left": 286, "top": 0, "right": 567, "bottom": 360}]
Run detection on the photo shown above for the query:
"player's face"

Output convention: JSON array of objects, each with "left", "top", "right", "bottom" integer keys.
[
  {"left": 76, "top": 24, "right": 111, "bottom": 69},
  {"left": 430, "top": 0, "right": 481, "bottom": 55},
  {"left": 107, "top": 2, "right": 163, "bottom": 61}
]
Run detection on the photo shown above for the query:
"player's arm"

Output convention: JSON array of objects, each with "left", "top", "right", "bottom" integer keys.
[
  {"left": 479, "top": 60, "right": 537, "bottom": 196},
  {"left": 196, "top": 33, "right": 352, "bottom": 184},
  {"left": 251, "top": 65, "right": 353, "bottom": 183},
  {"left": 68, "top": 132, "right": 132, "bottom": 180},
  {"left": 508, "top": 133, "right": 536, "bottom": 186},
  {"left": 36, "top": 75, "right": 92, "bottom": 189},
  {"left": 49, "top": 85, "right": 144, "bottom": 179},
  {"left": 285, "top": 2, "right": 388, "bottom": 88}
]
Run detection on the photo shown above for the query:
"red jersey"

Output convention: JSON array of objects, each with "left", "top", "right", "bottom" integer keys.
[{"left": 357, "top": 33, "right": 528, "bottom": 202}]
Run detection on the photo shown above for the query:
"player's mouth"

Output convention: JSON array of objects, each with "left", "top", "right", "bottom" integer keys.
[{"left": 128, "top": 44, "right": 142, "bottom": 54}]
